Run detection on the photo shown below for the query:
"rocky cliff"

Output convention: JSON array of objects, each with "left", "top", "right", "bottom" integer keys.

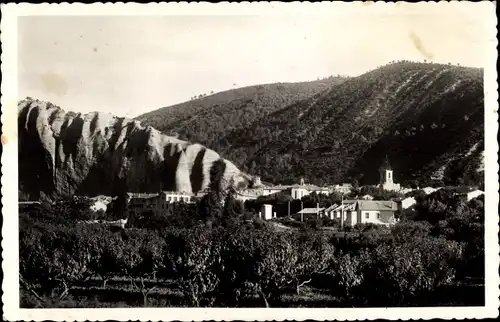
[{"left": 18, "top": 99, "right": 251, "bottom": 201}]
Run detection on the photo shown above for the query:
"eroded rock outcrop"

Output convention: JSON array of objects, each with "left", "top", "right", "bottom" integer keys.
[{"left": 18, "top": 99, "right": 251, "bottom": 201}]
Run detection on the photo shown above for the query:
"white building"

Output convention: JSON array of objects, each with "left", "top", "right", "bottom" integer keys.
[
  {"left": 361, "top": 194, "right": 374, "bottom": 200},
  {"left": 328, "top": 201, "right": 357, "bottom": 225},
  {"left": 323, "top": 203, "right": 340, "bottom": 220},
  {"left": 326, "top": 200, "right": 398, "bottom": 226},
  {"left": 378, "top": 156, "right": 401, "bottom": 192},
  {"left": 127, "top": 191, "right": 193, "bottom": 217},
  {"left": 259, "top": 204, "right": 274, "bottom": 220},
  {"left": 290, "top": 186, "right": 310, "bottom": 200},
  {"left": 255, "top": 177, "right": 331, "bottom": 200},
  {"left": 399, "top": 197, "right": 417, "bottom": 209},
  {"left": 234, "top": 189, "right": 265, "bottom": 202},
  {"left": 295, "top": 207, "right": 325, "bottom": 220},
  {"left": 160, "top": 191, "right": 192, "bottom": 203},
  {"left": 355, "top": 200, "right": 398, "bottom": 226},
  {"left": 262, "top": 187, "right": 287, "bottom": 196},
  {"left": 331, "top": 183, "right": 353, "bottom": 195}
]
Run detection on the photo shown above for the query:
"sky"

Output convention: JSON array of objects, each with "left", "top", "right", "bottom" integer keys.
[{"left": 18, "top": 3, "right": 495, "bottom": 118}]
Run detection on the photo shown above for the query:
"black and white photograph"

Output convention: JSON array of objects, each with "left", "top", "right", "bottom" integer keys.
[{"left": 1, "top": 2, "right": 498, "bottom": 321}]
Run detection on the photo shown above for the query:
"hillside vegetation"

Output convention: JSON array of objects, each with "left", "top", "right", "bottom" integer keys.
[
  {"left": 136, "top": 77, "right": 347, "bottom": 146},
  {"left": 139, "top": 62, "right": 484, "bottom": 187}
]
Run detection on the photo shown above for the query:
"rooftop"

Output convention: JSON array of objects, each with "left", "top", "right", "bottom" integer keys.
[
  {"left": 357, "top": 200, "right": 398, "bottom": 211},
  {"left": 297, "top": 207, "right": 325, "bottom": 214},
  {"left": 324, "top": 204, "right": 340, "bottom": 212}
]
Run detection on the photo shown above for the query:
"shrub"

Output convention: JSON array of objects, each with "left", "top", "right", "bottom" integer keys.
[
  {"left": 329, "top": 251, "right": 368, "bottom": 303},
  {"left": 169, "top": 227, "right": 224, "bottom": 307},
  {"left": 353, "top": 236, "right": 463, "bottom": 306},
  {"left": 354, "top": 222, "right": 386, "bottom": 232},
  {"left": 392, "top": 220, "right": 433, "bottom": 243},
  {"left": 322, "top": 217, "right": 340, "bottom": 228}
]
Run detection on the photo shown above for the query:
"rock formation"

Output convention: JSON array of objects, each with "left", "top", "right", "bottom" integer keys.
[{"left": 18, "top": 98, "right": 251, "bottom": 201}]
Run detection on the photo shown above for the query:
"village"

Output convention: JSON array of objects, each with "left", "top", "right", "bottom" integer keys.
[{"left": 36, "top": 157, "right": 483, "bottom": 230}]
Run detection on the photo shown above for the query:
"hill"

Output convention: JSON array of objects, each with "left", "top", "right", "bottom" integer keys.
[
  {"left": 138, "top": 61, "right": 484, "bottom": 187},
  {"left": 18, "top": 98, "right": 251, "bottom": 201},
  {"left": 135, "top": 77, "right": 348, "bottom": 146}
]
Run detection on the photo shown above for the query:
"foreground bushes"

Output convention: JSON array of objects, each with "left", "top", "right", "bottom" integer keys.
[{"left": 20, "top": 210, "right": 479, "bottom": 308}]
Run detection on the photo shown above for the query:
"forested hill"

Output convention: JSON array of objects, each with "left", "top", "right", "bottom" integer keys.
[
  {"left": 135, "top": 76, "right": 348, "bottom": 145},
  {"left": 138, "top": 62, "right": 484, "bottom": 187}
]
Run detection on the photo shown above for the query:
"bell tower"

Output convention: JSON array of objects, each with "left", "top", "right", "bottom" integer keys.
[{"left": 379, "top": 155, "right": 393, "bottom": 185}]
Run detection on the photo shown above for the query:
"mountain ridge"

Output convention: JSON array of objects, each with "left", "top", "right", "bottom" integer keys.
[
  {"left": 135, "top": 76, "right": 348, "bottom": 145},
  {"left": 138, "top": 61, "right": 484, "bottom": 187}
]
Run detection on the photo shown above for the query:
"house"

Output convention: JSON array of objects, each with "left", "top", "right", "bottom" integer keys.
[
  {"left": 399, "top": 197, "right": 416, "bottom": 209},
  {"left": 326, "top": 200, "right": 398, "bottom": 226},
  {"left": 295, "top": 207, "right": 325, "bottom": 220},
  {"left": 378, "top": 156, "right": 401, "bottom": 191},
  {"left": 331, "top": 183, "right": 353, "bottom": 194},
  {"left": 262, "top": 187, "right": 287, "bottom": 196},
  {"left": 311, "top": 187, "right": 331, "bottom": 195},
  {"left": 323, "top": 203, "right": 339, "bottom": 220},
  {"left": 355, "top": 200, "right": 399, "bottom": 226},
  {"left": 361, "top": 194, "right": 374, "bottom": 200},
  {"left": 234, "top": 189, "right": 265, "bottom": 202},
  {"left": 329, "top": 201, "right": 358, "bottom": 225},
  {"left": 127, "top": 191, "right": 194, "bottom": 217},
  {"left": 290, "top": 186, "right": 311, "bottom": 200},
  {"left": 257, "top": 177, "right": 331, "bottom": 200}
]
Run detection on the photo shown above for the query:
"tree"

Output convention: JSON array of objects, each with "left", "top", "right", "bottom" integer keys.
[
  {"left": 199, "top": 159, "right": 228, "bottom": 225},
  {"left": 287, "top": 232, "right": 335, "bottom": 295},
  {"left": 222, "top": 193, "right": 244, "bottom": 227},
  {"left": 248, "top": 160, "right": 257, "bottom": 175},
  {"left": 96, "top": 231, "right": 125, "bottom": 288},
  {"left": 171, "top": 228, "right": 223, "bottom": 306},
  {"left": 19, "top": 224, "right": 95, "bottom": 306},
  {"left": 108, "top": 192, "right": 129, "bottom": 220},
  {"left": 355, "top": 237, "right": 462, "bottom": 306},
  {"left": 329, "top": 251, "right": 366, "bottom": 303},
  {"left": 392, "top": 220, "right": 433, "bottom": 243},
  {"left": 199, "top": 191, "right": 223, "bottom": 226},
  {"left": 133, "top": 232, "right": 167, "bottom": 306}
]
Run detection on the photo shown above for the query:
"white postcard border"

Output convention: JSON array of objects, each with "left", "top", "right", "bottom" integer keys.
[{"left": 2, "top": 2, "right": 498, "bottom": 321}]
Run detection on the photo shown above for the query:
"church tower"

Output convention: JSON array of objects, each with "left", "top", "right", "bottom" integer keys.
[
  {"left": 379, "top": 155, "right": 393, "bottom": 185},
  {"left": 300, "top": 177, "right": 305, "bottom": 186}
]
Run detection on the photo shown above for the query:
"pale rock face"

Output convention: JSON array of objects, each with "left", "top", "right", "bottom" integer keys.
[{"left": 18, "top": 99, "right": 251, "bottom": 201}]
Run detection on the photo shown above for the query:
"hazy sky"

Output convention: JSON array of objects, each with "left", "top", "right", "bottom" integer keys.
[{"left": 18, "top": 3, "right": 494, "bottom": 118}]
